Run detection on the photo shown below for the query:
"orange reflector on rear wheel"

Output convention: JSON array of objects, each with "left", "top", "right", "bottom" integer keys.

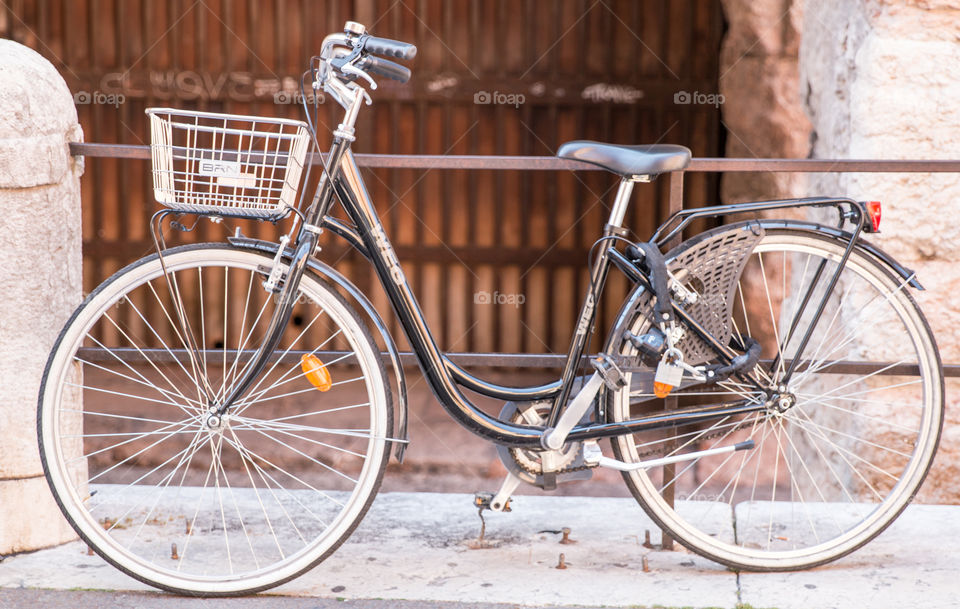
[
  {"left": 301, "top": 354, "right": 332, "bottom": 392},
  {"left": 653, "top": 381, "right": 674, "bottom": 399}
]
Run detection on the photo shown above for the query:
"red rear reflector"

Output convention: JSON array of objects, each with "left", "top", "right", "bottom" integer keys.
[{"left": 864, "top": 200, "right": 881, "bottom": 232}]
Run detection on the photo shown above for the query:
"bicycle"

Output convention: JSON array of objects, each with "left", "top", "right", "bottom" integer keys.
[{"left": 37, "top": 21, "right": 944, "bottom": 596}]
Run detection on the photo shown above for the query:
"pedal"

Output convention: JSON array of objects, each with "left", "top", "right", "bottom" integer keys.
[
  {"left": 592, "top": 353, "right": 627, "bottom": 391},
  {"left": 473, "top": 492, "right": 510, "bottom": 512},
  {"left": 475, "top": 471, "right": 522, "bottom": 512}
]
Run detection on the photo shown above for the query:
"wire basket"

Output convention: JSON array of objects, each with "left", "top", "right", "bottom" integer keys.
[{"left": 146, "top": 108, "right": 312, "bottom": 219}]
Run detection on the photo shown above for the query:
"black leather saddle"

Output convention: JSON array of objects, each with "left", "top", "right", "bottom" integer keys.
[{"left": 557, "top": 140, "right": 691, "bottom": 178}]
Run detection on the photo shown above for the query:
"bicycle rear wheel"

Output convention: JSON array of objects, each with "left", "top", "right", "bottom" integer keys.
[
  {"left": 38, "top": 243, "right": 392, "bottom": 595},
  {"left": 607, "top": 228, "right": 943, "bottom": 570}
]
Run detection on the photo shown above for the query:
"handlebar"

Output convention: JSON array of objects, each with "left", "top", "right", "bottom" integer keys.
[
  {"left": 358, "top": 55, "right": 411, "bottom": 83},
  {"left": 318, "top": 24, "right": 417, "bottom": 91},
  {"left": 362, "top": 35, "right": 417, "bottom": 61}
]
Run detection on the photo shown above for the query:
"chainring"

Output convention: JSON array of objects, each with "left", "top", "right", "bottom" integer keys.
[{"left": 495, "top": 401, "right": 591, "bottom": 486}]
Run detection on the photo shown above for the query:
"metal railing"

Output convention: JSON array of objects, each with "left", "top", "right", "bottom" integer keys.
[{"left": 68, "top": 142, "right": 960, "bottom": 376}]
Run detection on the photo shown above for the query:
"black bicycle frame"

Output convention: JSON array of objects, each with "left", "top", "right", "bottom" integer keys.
[{"left": 213, "top": 127, "right": 872, "bottom": 449}]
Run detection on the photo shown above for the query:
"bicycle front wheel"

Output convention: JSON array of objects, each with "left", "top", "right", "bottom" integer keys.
[
  {"left": 608, "top": 228, "right": 943, "bottom": 571},
  {"left": 38, "top": 243, "right": 392, "bottom": 595}
]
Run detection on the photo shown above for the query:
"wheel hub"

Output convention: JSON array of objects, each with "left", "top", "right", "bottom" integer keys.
[{"left": 767, "top": 390, "right": 797, "bottom": 414}]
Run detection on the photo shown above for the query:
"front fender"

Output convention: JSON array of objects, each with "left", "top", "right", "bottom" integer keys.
[{"left": 227, "top": 236, "right": 410, "bottom": 463}]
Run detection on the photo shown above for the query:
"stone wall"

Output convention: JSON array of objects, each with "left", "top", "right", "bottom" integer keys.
[
  {"left": 0, "top": 40, "right": 84, "bottom": 553},
  {"left": 799, "top": 0, "right": 960, "bottom": 502},
  {"left": 720, "top": 0, "right": 811, "bottom": 203}
]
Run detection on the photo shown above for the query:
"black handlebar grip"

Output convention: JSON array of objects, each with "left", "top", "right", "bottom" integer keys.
[
  {"left": 360, "top": 56, "right": 411, "bottom": 83},
  {"left": 363, "top": 36, "right": 417, "bottom": 60}
]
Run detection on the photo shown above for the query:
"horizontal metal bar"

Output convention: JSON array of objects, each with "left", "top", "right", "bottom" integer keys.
[
  {"left": 68, "top": 143, "right": 960, "bottom": 173},
  {"left": 74, "top": 348, "right": 960, "bottom": 375},
  {"left": 76, "top": 347, "right": 573, "bottom": 369}
]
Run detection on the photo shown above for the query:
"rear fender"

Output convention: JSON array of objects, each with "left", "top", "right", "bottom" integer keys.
[{"left": 603, "top": 219, "right": 923, "bottom": 368}]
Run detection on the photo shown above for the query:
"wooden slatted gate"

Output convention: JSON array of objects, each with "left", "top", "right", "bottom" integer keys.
[{"left": 3, "top": 0, "right": 724, "bottom": 354}]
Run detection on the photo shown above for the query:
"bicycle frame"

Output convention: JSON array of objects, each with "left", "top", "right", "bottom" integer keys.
[{"left": 210, "top": 70, "right": 882, "bottom": 450}]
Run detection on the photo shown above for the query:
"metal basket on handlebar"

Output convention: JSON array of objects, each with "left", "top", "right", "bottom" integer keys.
[{"left": 146, "top": 108, "right": 311, "bottom": 219}]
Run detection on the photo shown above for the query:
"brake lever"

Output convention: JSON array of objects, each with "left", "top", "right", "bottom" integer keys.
[{"left": 341, "top": 63, "right": 378, "bottom": 90}]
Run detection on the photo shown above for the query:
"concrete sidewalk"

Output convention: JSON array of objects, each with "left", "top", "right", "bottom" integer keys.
[{"left": 0, "top": 492, "right": 956, "bottom": 608}]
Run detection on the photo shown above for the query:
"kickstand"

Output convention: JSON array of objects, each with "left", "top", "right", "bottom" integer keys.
[{"left": 476, "top": 505, "right": 486, "bottom": 544}]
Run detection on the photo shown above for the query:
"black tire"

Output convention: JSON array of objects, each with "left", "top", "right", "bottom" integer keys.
[
  {"left": 38, "top": 244, "right": 393, "bottom": 595},
  {"left": 606, "top": 228, "right": 943, "bottom": 571}
]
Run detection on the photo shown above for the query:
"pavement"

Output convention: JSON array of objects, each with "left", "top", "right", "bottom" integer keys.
[{"left": 0, "top": 492, "right": 957, "bottom": 609}]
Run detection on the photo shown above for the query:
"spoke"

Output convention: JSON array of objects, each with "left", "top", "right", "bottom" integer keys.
[
  {"left": 218, "top": 433, "right": 344, "bottom": 510},
  {"left": 778, "top": 416, "right": 849, "bottom": 539},
  {"left": 75, "top": 354, "right": 202, "bottom": 411},
  {"left": 220, "top": 433, "right": 330, "bottom": 539},
  {"left": 660, "top": 413, "right": 760, "bottom": 493},
  {"left": 93, "top": 317, "right": 200, "bottom": 417},
  {"left": 66, "top": 381, "right": 195, "bottom": 410},
  {"left": 215, "top": 277, "right": 274, "bottom": 401},
  {"left": 794, "top": 394, "right": 921, "bottom": 433},
  {"left": 757, "top": 251, "right": 787, "bottom": 381},
  {"left": 129, "top": 426, "right": 208, "bottom": 543},
  {"left": 198, "top": 267, "right": 210, "bottom": 392},
  {"left": 710, "top": 414, "right": 765, "bottom": 507},
  {"left": 232, "top": 422, "right": 367, "bottom": 459},
  {"left": 775, "top": 417, "right": 822, "bottom": 547},
  {"left": 788, "top": 404, "right": 913, "bottom": 458},
  {"left": 230, "top": 342, "right": 350, "bottom": 415},
  {"left": 79, "top": 334, "right": 199, "bottom": 414},
  {"left": 790, "top": 408, "right": 893, "bottom": 498},
  {"left": 226, "top": 305, "right": 330, "bottom": 410},
  {"left": 63, "top": 429, "right": 198, "bottom": 439},
  {"left": 222, "top": 265, "right": 230, "bottom": 402},
  {"left": 63, "top": 408, "right": 182, "bottom": 427},
  {"left": 86, "top": 419, "right": 196, "bottom": 482},
  {"left": 159, "top": 269, "right": 217, "bottom": 403},
  {"left": 767, "top": 415, "right": 785, "bottom": 548},
  {"left": 793, "top": 274, "right": 914, "bottom": 386},
  {"left": 246, "top": 427, "right": 359, "bottom": 484},
  {"left": 178, "top": 436, "right": 220, "bottom": 571},
  {"left": 95, "top": 436, "right": 206, "bottom": 533},
  {"left": 210, "top": 437, "right": 233, "bottom": 576},
  {"left": 237, "top": 402, "right": 372, "bottom": 425},
  {"left": 790, "top": 270, "right": 858, "bottom": 383},
  {"left": 69, "top": 418, "right": 191, "bottom": 464},
  {"left": 112, "top": 289, "right": 205, "bottom": 398},
  {"left": 218, "top": 270, "right": 258, "bottom": 400},
  {"left": 227, "top": 425, "right": 292, "bottom": 558},
  {"left": 796, "top": 357, "right": 910, "bottom": 401}
]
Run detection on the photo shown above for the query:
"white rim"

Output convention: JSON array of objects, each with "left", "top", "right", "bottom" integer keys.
[
  {"left": 612, "top": 233, "right": 941, "bottom": 569},
  {"left": 40, "top": 246, "right": 388, "bottom": 593}
]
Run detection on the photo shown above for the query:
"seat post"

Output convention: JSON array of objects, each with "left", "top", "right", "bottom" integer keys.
[{"left": 608, "top": 176, "right": 648, "bottom": 228}]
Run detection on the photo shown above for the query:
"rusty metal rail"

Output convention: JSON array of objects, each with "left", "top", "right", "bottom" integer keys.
[
  {"left": 75, "top": 347, "right": 960, "bottom": 377},
  {"left": 69, "top": 142, "right": 960, "bottom": 173},
  {"left": 69, "top": 142, "right": 960, "bottom": 375}
]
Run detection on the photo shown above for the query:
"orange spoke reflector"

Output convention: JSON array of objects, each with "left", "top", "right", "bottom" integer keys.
[
  {"left": 301, "top": 354, "right": 332, "bottom": 392},
  {"left": 653, "top": 381, "right": 674, "bottom": 399}
]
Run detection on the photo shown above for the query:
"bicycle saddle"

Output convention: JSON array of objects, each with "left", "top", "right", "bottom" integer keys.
[{"left": 557, "top": 140, "right": 691, "bottom": 178}]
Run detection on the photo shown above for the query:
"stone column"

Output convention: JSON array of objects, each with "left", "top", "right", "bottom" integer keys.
[
  {"left": 0, "top": 40, "right": 84, "bottom": 553},
  {"left": 799, "top": 0, "right": 960, "bottom": 502}
]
